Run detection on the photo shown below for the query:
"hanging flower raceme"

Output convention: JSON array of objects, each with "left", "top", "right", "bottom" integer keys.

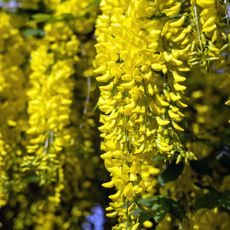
[
  {"left": 95, "top": 0, "right": 199, "bottom": 228},
  {"left": 188, "top": 0, "right": 224, "bottom": 69},
  {"left": 0, "top": 11, "right": 28, "bottom": 208},
  {"left": 19, "top": 0, "right": 81, "bottom": 207},
  {"left": 24, "top": 25, "right": 78, "bottom": 205},
  {"left": 18, "top": 1, "right": 104, "bottom": 228}
]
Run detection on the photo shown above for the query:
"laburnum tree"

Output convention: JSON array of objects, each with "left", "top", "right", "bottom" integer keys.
[{"left": 0, "top": 0, "right": 230, "bottom": 229}]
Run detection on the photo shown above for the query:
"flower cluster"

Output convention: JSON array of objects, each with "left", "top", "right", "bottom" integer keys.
[
  {"left": 95, "top": 0, "right": 230, "bottom": 229},
  {"left": 0, "top": 1, "right": 107, "bottom": 229},
  {"left": 0, "top": 10, "right": 27, "bottom": 207}
]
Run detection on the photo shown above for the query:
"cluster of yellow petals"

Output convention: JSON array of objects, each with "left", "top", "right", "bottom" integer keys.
[
  {"left": 24, "top": 11, "right": 79, "bottom": 205},
  {"left": 95, "top": 0, "right": 230, "bottom": 229},
  {"left": 189, "top": 0, "right": 223, "bottom": 68},
  {"left": 0, "top": 0, "right": 103, "bottom": 229},
  {"left": 0, "top": 11, "right": 27, "bottom": 207},
  {"left": 95, "top": 0, "right": 196, "bottom": 228}
]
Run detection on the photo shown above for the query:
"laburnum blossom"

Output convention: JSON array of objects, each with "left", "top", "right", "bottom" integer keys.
[{"left": 95, "top": 0, "right": 230, "bottom": 229}]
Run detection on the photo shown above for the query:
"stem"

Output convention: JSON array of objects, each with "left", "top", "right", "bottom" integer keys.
[
  {"left": 83, "top": 77, "right": 91, "bottom": 115},
  {"left": 224, "top": 0, "right": 230, "bottom": 36},
  {"left": 79, "top": 77, "right": 91, "bottom": 129},
  {"left": 43, "top": 130, "right": 54, "bottom": 154},
  {"left": 193, "top": 3, "right": 203, "bottom": 53},
  {"left": 133, "top": 198, "right": 152, "bottom": 213}
]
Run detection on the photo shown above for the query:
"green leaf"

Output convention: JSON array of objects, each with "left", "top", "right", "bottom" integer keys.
[
  {"left": 137, "top": 196, "right": 184, "bottom": 223},
  {"left": 151, "top": 198, "right": 169, "bottom": 222},
  {"left": 24, "top": 174, "right": 39, "bottom": 184},
  {"left": 139, "top": 212, "right": 153, "bottom": 225},
  {"left": 153, "top": 208, "right": 168, "bottom": 222},
  {"left": 190, "top": 160, "right": 212, "bottom": 176},
  {"left": 158, "top": 162, "right": 184, "bottom": 186},
  {"left": 59, "top": 13, "right": 75, "bottom": 21},
  {"left": 195, "top": 191, "right": 220, "bottom": 210},
  {"left": 194, "top": 190, "right": 230, "bottom": 211},
  {"left": 151, "top": 196, "right": 184, "bottom": 222},
  {"left": 219, "top": 191, "right": 230, "bottom": 211},
  {"left": 153, "top": 154, "right": 165, "bottom": 162},
  {"left": 93, "top": 0, "right": 101, "bottom": 6},
  {"left": 32, "top": 13, "right": 52, "bottom": 23},
  {"left": 169, "top": 199, "right": 185, "bottom": 219},
  {"left": 23, "top": 29, "right": 45, "bottom": 38},
  {"left": 139, "top": 197, "right": 156, "bottom": 206}
]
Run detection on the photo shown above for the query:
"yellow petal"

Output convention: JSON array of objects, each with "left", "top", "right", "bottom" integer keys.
[
  {"left": 174, "top": 83, "right": 186, "bottom": 91},
  {"left": 168, "top": 110, "right": 180, "bottom": 119},
  {"left": 177, "top": 100, "right": 188, "bottom": 108},
  {"left": 172, "top": 71, "right": 186, "bottom": 82},
  {"left": 102, "top": 181, "right": 115, "bottom": 188},
  {"left": 96, "top": 73, "right": 112, "bottom": 82},
  {"left": 170, "top": 92, "right": 181, "bottom": 101},
  {"left": 158, "top": 144, "right": 173, "bottom": 152},
  {"left": 151, "top": 63, "right": 163, "bottom": 71},
  {"left": 172, "top": 121, "right": 184, "bottom": 131},
  {"left": 106, "top": 211, "right": 117, "bottom": 218},
  {"left": 202, "top": 24, "right": 216, "bottom": 33},
  {"left": 162, "top": 3, "right": 181, "bottom": 16},
  {"left": 123, "top": 182, "right": 134, "bottom": 199},
  {"left": 170, "top": 15, "right": 186, "bottom": 27},
  {"left": 156, "top": 117, "right": 170, "bottom": 126},
  {"left": 109, "top": 191, "right": 121, "bottom": 200},
  {"left": 150, "top": 101, "right": 164, "bottom": 115},
  {"left": 196, "top": 0, "right": 214, "bottom": 8},
  {"left": 143, "top": 220, "right": 153, "bottom": 228},
  {"left": 156, "top": 95, "right": 169, "bottom": 106}
]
